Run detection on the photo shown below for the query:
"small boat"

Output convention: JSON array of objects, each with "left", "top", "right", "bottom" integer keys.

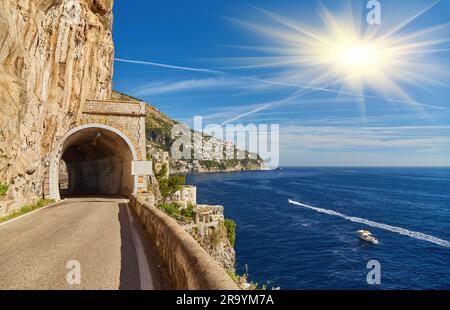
[{"left": 357, "top": 230, "right": 379, "bottom": 245}]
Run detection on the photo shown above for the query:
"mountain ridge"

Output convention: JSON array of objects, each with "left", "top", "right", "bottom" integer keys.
[{"left": 112, "top": 90, "right": 264, "bottom": 173}]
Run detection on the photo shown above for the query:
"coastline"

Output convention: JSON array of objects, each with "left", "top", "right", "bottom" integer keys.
[
  {"left": 187, "top": 167, "right": 450, "bottom": 289},
  {"left": 181, "top": 168, "right": 269, "bottom": 175}
]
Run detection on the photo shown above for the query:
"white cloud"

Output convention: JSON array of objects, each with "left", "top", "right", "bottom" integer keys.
[{"left": 279, "top": 125, "right": 450, "bottom": 150}]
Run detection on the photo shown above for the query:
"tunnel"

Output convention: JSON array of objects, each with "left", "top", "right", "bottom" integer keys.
[{"left": 58, "top": 127, "right": 135, "bottom": 198}]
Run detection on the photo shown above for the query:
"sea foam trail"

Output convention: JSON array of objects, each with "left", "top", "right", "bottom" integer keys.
[{"left": 288, "top": 199, "right": 450, "bottom": 249}]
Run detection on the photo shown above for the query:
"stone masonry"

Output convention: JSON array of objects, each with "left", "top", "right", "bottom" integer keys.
[{"left": 43, "top": 98, "right": 150, "bottom": 200}]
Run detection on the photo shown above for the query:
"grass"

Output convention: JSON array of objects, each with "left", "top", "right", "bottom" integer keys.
[
  {"left": 0, "top": 182, "right": 9, "bottom": 197},
  {"left": 0, "top": 199, "right": 55, "bottom": 223}
]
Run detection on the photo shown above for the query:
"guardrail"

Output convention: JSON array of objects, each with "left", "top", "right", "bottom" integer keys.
[{"left": 129, "top": 194, "right": 239, "bottom": 290}]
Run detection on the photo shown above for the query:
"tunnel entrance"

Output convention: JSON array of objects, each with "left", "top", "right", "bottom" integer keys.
[{"left": 58, "top": 127, "right": 135, "bottom": 198}]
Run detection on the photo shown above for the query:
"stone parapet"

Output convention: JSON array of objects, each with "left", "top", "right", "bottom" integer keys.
[{"left": 129, "top": 194, "right": 239, "bottom": 290}]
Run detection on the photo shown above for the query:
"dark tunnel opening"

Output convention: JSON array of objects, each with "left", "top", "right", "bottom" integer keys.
[{"left": 59, "top": 128, "right": 134, "bottom": 198}]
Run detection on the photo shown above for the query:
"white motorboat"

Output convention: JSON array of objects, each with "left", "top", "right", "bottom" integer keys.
[{"left": 357, "top": 230, "right": 379, "bottom": 245}]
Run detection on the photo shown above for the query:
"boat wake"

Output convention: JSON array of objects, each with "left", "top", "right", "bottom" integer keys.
[{"left": 288, "top": 199, "right": 450, "bottom": 249}]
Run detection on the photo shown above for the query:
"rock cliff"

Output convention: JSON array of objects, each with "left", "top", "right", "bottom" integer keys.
[
  {"left": 0, "top": 0, "right": 114, "bottom": 205},
  {"left": 190, "top": 221, "right": 236, "bottom": 270}
]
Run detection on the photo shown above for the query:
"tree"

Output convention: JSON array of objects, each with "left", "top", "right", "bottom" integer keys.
[{"left": 156, "top": 164, "right": 186, "bottom": 201}]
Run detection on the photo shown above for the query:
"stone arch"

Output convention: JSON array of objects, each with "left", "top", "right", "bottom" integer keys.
[
  {"left": 77, "top": 118, "right": 144, "bottom": 161},
  {"left": 48, "top": 124, "right": 140, "bottom": 201}
]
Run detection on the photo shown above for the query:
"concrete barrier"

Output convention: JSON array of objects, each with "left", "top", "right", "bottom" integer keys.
[{"left": 129, "top": 194, "right": 239, "bottom": 290}]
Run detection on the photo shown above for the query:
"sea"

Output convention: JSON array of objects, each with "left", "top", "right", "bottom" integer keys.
[{"left": 186, "top": 167, "right": 450, "bottom": 290}]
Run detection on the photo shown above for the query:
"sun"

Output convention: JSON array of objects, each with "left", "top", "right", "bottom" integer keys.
[
  {"left": 337, "top": 43, "right": 377, "bottom": 69},
  {"left": 230, "top": 1, "right": 449, "bottom": 106},
  {"left": 325, "top": 39, "right": 384, "bottom": 80}
]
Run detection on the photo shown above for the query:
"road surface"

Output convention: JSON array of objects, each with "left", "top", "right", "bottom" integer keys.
[{"left": 0, "top": 197, "right": 168, "bottom": 290}]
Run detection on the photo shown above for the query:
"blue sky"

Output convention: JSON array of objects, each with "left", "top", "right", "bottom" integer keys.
[{"left": 112, "top": 0, "right": 450, "bottom": 166}]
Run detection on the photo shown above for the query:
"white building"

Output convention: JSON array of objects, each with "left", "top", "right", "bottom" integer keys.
[{"left": 171, "top": 185, "right": 197, "bottom": 208}]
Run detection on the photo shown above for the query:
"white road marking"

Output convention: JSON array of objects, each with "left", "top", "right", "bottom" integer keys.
[{"left": 125, "top": 203, "right": 154, "bottom": 290}]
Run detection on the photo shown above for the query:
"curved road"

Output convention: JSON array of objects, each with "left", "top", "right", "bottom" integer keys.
[{"left": 0, "top": 197, "right": 168, "bottom": 290}]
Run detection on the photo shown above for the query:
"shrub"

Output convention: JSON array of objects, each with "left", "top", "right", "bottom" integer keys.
[
  {"left": 224, "top": 218, "right": 236, "bottom": 247},
  {"left": 158, "top": 174, "right": 186, "bottom": 200},
  {"left": 168, "top": 174, "right": 185, "bottom": 191},
  {"left": 155, "top": 163, "right": 186, "bottom": 200},
  {"left": 155, "top": 163, "right": 169, "bottom": 180},
  {"left": 181, "top": 203, "right": 194, "bottom": 219},
  {"left": 157, "top": 202, "right": 179, "bottom": 216},
  {"left": 0, "top": 182, "right": 9, "bottom": 197}
]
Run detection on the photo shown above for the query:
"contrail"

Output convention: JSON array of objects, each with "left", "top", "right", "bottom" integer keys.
[
  {"left": 220, "top": 104, "right": 272, "bottom": 126},
  {"left": 114, "top": 58, "right": 221, "bottom": 74},
  {"left": 288, "top": 199, "right": 450, "bottom": 248}
]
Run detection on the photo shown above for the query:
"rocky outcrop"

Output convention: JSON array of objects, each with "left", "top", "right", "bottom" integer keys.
[
  {"left": 0, "top": 0, "right": 114, "bottom": 206},
  {"left": 187, "top": 222, "right": 236, "bottom": 270}
]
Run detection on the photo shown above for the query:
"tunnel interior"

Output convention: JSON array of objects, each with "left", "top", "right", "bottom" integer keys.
[{"left": 59, "top": 128, "right": 134, "bottom": 198}]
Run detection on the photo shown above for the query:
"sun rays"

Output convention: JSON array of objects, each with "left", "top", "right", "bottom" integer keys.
[{"left": 226, "top": 1, "right": 450, "bottom": 112}]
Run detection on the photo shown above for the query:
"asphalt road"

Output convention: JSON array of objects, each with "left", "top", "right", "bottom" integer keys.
[{"left": 0, "top": 197, "right": 168, "bottom": 290}]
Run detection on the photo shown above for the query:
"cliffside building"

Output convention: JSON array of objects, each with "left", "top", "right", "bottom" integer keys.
[{"left": 171, "top": 185, "right": 197, "bottom": 209}]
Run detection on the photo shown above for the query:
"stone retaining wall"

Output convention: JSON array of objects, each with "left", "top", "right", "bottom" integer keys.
[{"left": 129, "top": 194, "right": 239, "bottom": 290}]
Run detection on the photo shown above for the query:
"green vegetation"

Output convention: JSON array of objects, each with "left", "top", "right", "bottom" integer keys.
[
  {"left": 146, "top": 129, "right": 174, "bottom": 152},
  {"left": 0, "top": 182, "right": 9, "bottom": 197},
  {"left": 0, "top": 199, "right": 55, "bottom": 223},
  {"left": 158, "top": 175, "right": 186, "bottom": 200},
  {"left": 154, "top": 163, "right": 192, "bottom": 221},
  {"left": 198, "top": 158, "right": 262, "bottom": 171},
  {"left": 199, "top": 160, "right": 227, "bottom": 171},
  {"left": 180, "top": 203, "right": 194, "bottom": 218},
  {"left": 156, "top": 202, "right": 194, "bottom": 222},
  {"left": 224, "top": 218, "right": 236, "bottom": 247},
  {"left": 155, "top": 163, "right": 186, "bottom": 201},
  {"left": 155, "top": 163, "right": 168, "bottom": 180},
  {"left": 157, "top": 202, "right": 179, "bottom": 216},
  {"left": 226, "top": 267, "right": 276, "bottom": 290}
]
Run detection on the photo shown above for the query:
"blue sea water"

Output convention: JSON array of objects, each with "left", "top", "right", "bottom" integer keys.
[{"left": 186, "top": 168, "right": 450, "bottom": 290}]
